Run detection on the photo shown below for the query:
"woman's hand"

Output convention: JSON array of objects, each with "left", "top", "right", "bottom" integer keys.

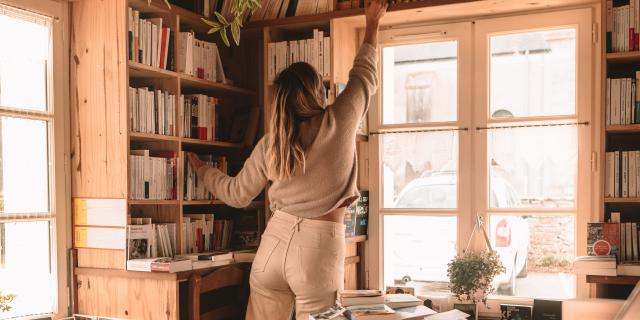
[
  {"left": 365, "top": 0, "right": 388, "bottom": 26},
  {"left": 363, "top": 0, "right": 388, "bottom": 47},
  {"left": 187, "top": 152, "right": 205, "bottom": 172}
]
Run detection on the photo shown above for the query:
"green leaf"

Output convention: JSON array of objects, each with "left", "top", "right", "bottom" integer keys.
[
  {"left": 250, "top": 0, "right": 262, "bottom": 8},
  {"left": 215, "top": 12, "right": 229, "bottom": 25},
  {"left": 201, "top": 18, "right": 221, "bottom": 29},
  {"left": 220, "top": 27, "right": 231, "bottom": 47},
  {"left": 231, "top": 21, "right": 241, "bottom": 46}
]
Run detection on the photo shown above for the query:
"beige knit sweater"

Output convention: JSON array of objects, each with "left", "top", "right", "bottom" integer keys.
[{"left": 198, "top": 43, "right": 378, "bottom": 218}]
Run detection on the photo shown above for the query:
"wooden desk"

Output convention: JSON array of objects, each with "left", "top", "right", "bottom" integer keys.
[{"left": 73, "top": 236, "right": 366, "bottom": 319}]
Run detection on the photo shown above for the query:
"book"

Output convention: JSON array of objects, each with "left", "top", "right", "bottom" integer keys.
[
  {"left": 587, "top": 223, "right": 620, "bottom": 259},
  {"left": 500, "top": 304, "right": 532, "bottom": 320},
  {"left": 355, "top": 191, "right": 369, "bottom": 236},
  {"left": 532, "top": 299, "right": 562, "bottom": 320},
  {"left": 339, "top": 289, "right": 383, "bottom": 298},
  {"left": 384, "top": 294, "right": 422, "bottom": 309},
  {"left": 128, "top": 9, "right": 173, "bottom": 69},
  {"left": 341, "top": 294, "right": 385, "bottom": 307},
  {"left": 127, "top": 221, "right": 153, "bottom": 259},
  {"left": 310, "top": 304, "right": 348, "bottom": 320},
  {"left": 234, "top": 250, "right": 257, "bottom": 263},
  {"left": 424, "top": 309, "right": 470, "bottom": 320},
  {"left": 267, "top": 31, "right": 331, "bottom": 83},
  {"left": 126, "top": 257, "right": 192, "bottom": 273},
  {"left": 453, "top": 303, "right": 477, "bottom": 320},
  {"left": 129, "top": 86, "right": 176, "bottom": 136},
  {"left": 344, "top": 304, "right": 395, "bottom": 319}
]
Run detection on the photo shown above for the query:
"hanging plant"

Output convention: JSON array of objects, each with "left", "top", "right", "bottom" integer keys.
[
  {"left": 447, "top": 250, "right": 505, "bottom": 307},
  {"left": 0, "top": 291, "right": 16, "bottom": 312},
  {"left": 202, "top": 0, "right": 262, "bottom": 46}
]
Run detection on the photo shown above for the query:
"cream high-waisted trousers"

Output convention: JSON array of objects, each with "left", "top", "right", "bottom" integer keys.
[{"left": 245, "top": 210, "right": 346, "bottom": 320}]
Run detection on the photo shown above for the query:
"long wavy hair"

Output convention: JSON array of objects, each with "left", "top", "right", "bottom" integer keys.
[{"left": 267, "top": 62, "right": 325, "bottom": 180}]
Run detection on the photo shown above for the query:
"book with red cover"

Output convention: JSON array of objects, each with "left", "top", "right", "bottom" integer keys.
[{"left": 587, "top": 223, "right": 620, "bottom": 260}]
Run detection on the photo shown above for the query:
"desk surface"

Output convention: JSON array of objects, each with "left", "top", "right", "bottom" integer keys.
[{"left": 75, "top": 262, "right": 250, "bottom": 282}]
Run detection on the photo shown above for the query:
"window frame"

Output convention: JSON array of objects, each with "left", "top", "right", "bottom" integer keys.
[
  {"left": 0, "top": 0, "right": 70, "bottom": 318},
  {"left": 369, "top": 7, "right": 595, "bottom": 311}
]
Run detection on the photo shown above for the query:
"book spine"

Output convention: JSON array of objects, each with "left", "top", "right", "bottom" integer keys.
[
  {"left": 607, "top": 0, "right": 613, "bottom": 52},
  {"left": 623, "top": 151, "right": 629, "bottom": 197},
  {"left": 615, "top": 151, "right": 621, "bottom": 197}
]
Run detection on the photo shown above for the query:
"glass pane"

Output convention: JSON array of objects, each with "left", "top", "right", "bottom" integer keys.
[
  {"left": 0, "top": 117, "right": 49, "bottom": 214},
  {"left": 382, "top": 41, "right": 457, "bottom": 124},
  {"left": 488, "top": 125, "right": 576, "bottom": 208},
  {"left": 490, "top": 214, "right": 576, "bottom": 299},
  {"left": 382, "top": 131, "right": 458, "bottom": 209},
  {"left": 490, "top": 28, "right": 576, "bottom": 118},
  {"left": 384, "top": 215, "right": 457, "bottom": 295},
  {"left": 0, "top": 9, "right": 50, "bottom": 111},
  {"left": 0, "top": 221, "right": 56, "bottom": 317}
]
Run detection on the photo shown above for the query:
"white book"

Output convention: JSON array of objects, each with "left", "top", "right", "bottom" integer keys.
[
  {"left": 323, "top": 36, "right": 331, "bottom": 78},
  {"left": 75, "top": 226, "right": 126, "bottom": 250},
  {"left": 607, "top": 78, "right": 611, "bottom": 125},
  {"left": 633, "top": 223, "right": 638, "bottom": 261},
  {"left": 615, "top": 151, "right": 621, "bottom": 197},
  {"left": 636, "top": 151, "right": 640, "bottom": 197},
  {"left": 622, "top": 222, "right": 627, "bottom": 262},
  {"left": 628, "top": 78, "right": 633, "bottom": 124},
  {"left": 618, "top": 263, "right": 640, "bottom": 276},
  {"left": 384, "top": 294, "right": 423, "bottom": 309},
  {"left": 606, "top": 152, "right": 615, "bottom": 198},
  {"left": 627, "top": 223, "right": 633, "bottom": 261},
  {"left": 631, "top": 151, "right": 638, "bottom": 197},
  {"left": 623, "top": 151, "right": 629, "bottom": 197},
  {"left": 74, "top": 198, "right": 127, "bottom": 227},
  {"left": 613, "top": 79, "right": 620, "bottom": 124},
  {"left": 573, "top": 267, "right": 617, "bottom": 276}
]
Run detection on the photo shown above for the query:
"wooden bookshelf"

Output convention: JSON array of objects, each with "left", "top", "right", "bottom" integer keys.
[
  {"left": 181, "top": 137, "right": 243, "bottom": 148},
  {"left": 598, "top": 0, "right": 640, "bottom": 299},
  {"left": 606, "top": 124, "right": 640, "bottom": 133},
  {"left": 128, "top": 199, "right": 180, "bottom": 205},
  {"left": 604, "top": 197, "right": 640, "bottom": 203},
  {"left": 606, "top": 51, "right": 640, "bottom": 63},
  {"left": 587, "top": 275, "right": 640, "bottom": 286},
  {"left": 129, "top": 132, "right": 181, "bottom": 143}
]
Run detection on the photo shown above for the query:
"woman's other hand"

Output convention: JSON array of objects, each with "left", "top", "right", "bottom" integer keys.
[{"left": 187, "top": 152, "right": 205, "bottom": 172}]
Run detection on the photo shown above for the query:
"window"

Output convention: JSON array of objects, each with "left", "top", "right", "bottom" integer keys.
[
  {"left": 375, "top": 9, "right": 592, "bottom": 302},
  {"left": 0, "top": 1, "right": 67, "bottom": 318}
]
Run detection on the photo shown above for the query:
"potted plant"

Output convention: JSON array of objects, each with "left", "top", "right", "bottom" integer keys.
[
  {"left": 447, "top": 250, "right": 505, "bottom": 319},
  {"left": 0, "top": 291, "right": 16, "bottom": 313}
]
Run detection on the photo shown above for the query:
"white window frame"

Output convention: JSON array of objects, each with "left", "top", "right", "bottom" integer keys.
[
  {"left": 368, "top": 7, "right": 595, "bottom": 314},
  {"left": 0, "top": 0, "right": 70, "bottom": 318}
]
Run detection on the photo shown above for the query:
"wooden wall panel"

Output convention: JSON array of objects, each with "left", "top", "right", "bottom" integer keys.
[
  {"left": 77, "top": 248, "right": 126, "bottom": 269},
  {"left": 70, "top": 0, "right": 128, "bottom": 199},
  {"left": 76, "top": 274, "right": 178, "bottom": 320}
]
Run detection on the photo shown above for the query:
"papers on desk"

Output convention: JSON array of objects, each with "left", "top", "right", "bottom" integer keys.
[{"left": 424, "top": 309, "right": 471, "bottom": 320}]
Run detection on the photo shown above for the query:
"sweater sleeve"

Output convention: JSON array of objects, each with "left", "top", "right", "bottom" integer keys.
[
  {"left": 197, "top": 138, "right": 268, "bottom": 208},
  {"left": 329, "top": 43, "right": 378, "bottom": 129}
]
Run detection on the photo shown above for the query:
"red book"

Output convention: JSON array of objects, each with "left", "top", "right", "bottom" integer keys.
[
  {"left": 197, "top": 68, "right": 205, "bottom": 79},
  {"left": 159, "top": 27, "right": 169, "bottom": 69},
  {"left": 197, "top": 127, "right": 207, "bottom": 140},
  {"left": 587, "top": 223, "right": 620, "bottom": 260}
]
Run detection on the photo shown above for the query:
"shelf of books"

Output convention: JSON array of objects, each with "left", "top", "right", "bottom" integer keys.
[{"left": 591, "top": 0, "right": 640, "bottom": 299}]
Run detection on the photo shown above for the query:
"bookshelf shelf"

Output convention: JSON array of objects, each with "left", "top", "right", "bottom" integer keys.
[
  {"left": 606, "top": 51, "right": 640, "bottom": 63},
  {"left": 606, "top": 124, "right": 640, "bottom": 133},
  {"left": 130, "top": 132, "right": 181, "bottom": 143},
  {"left": 181, "top": 138, "right": 244, "bottom": 148},
  {"left": 179, "top": 74, "right": 255, "bottom": 96},
  {"left": 586, "top": 275, "right": 640, "bottom": 286},
  {"left": 604, "top": 197, "right": 640, "bottom": 203},
  {"left": 128, "top": 61, "right": 177, "bottom": 79},
  {"left": 182, "top": 199, "right": 224, "bottom": 205},
  {"left": 129, "top": 199, "right": 180, "bottom": 205}
]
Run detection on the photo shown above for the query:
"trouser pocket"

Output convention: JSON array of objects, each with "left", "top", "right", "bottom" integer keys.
[{"left": 252, "top": 234, "right": 279, "bottom": 273}]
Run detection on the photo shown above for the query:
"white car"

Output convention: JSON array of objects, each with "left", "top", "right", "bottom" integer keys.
[{"left": 388, "top": 169, "right": 529, "bottom": 295}]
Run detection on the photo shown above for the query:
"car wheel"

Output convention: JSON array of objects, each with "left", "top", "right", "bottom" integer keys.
[
  {"left": 517, "top": 258, "right": 528, "bottom": 278},
  {"left": 401, "top": 275, "right": 412, "bottom": 284}
]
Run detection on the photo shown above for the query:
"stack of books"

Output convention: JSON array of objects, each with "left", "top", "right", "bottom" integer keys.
[
  {"left": 605, "top": 76, "right": 640, "bottom": 126},
  {"left": 344, "top": 191, "right": 369, "bottom": 237},
  {"left": 182, "top": 213, "right": 215, "bottom": 254},
  {"left": 128, "top": 86, "right": 177, "bottom": 136},
  {"left": 127, "top": 217, "right": 177, "bottom": 261},
  {"left": 182, "top": 152, "right": 227, "bottom": 201},
  {"left": 129, "top": 149, "right": 177, "bottom": 200},
  {"left": 127, "top": 257, "right": 192, "bottom": 273},
  {"left": 320, "top": 290, "right": 431, "bottom": 320},
  {"left": 180, "top": 94, "right": 218, "bottom": 140},
  {"left": 267, "top": 29, "right": 330, "bottom": 82},
  {"left": 249, "top": 0, "right": 333, "bottom": 21},
  {"left": 605, "top": 150, "right": 640, "bottom": 199},
  {"left": 606, "top": 0, "right": 640, "bottom": 53},
  {"left": 573, "top": 255, "right": 617, "bottom": 276},
  {"left": 177, "top": 32, "right": 226, "bottom": 83},
  {"left": 128, "top": 9, "right": 174, "bottom": 70}
]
